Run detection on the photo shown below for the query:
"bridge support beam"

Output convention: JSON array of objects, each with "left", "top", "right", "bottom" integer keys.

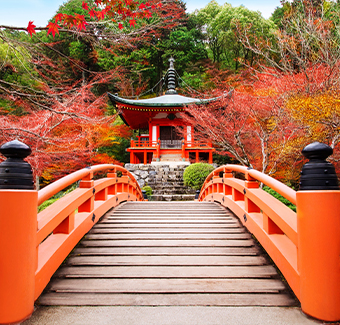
[
  {"left": 0, "top": 190, "right": 37, "bottom": 324},
  {"left": 297, "top": 191, "right": 340, "bottom": 322}
]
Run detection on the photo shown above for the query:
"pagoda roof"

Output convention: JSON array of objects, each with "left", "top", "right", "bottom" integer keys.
[{"left": 108, "top": 92, "right": 220, "bottom": 108}]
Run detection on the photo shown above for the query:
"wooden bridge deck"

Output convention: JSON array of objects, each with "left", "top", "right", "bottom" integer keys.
[{"left": 39, "top": 202, "right": 296, "bottom": 307}]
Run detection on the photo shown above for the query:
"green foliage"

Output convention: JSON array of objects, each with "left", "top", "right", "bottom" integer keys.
[
  {"left": 183, "top": 163, "right": 215, "bottom": 190},
  {"left": 38, "top": 184, "right": 78, "bottom": 212},
  {"left": 98, "top": 137, "right": 130, "bottom": 164},
  {"left": 142, "top": 185, "right": 153, "bottom": 196},
  {"left": 263, "top": 186, "right": 296, "bottom": 212},
  {"left": 213, "top": 153, "right": 237, "bottom": 166},
  {"left": 194, "top": 2, "right": 276, "bottom": 70}
]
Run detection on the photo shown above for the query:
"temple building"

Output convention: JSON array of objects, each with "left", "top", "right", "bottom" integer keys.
[{"left": 108, "top": 58, "right": 220, "bottom": 165}]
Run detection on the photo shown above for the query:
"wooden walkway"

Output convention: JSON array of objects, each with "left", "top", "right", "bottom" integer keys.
[{"left": 39, "top": 202, "right": 296, "bottom": 307}]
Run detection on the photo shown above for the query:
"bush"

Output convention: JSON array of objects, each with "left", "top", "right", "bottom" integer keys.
[
  {"left": 183, "top": 163, "right": 215, "bottom": 190},
  {"left": 142, "top": 185, "right": 153, "bottom": 196},
  {"left": 263, "top": 186, "right": 296, "bottom": 212},
  {"left": 38, "top": 183, "right": 77, "bottom": 212}
]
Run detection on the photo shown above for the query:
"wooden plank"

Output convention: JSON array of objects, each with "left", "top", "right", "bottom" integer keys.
[
  {"left": 85, "top": 233, "right": 251, "bottom": 240},
  {"left": 48, "top": 278, "right": 285, "bottom": 293},
  {"left": 107, "top": 216, "right": 231, "bottom": 220},
  {"left": 55, "top": 265, "right": 277, "bottom": 278},
  {"left": 66, "top": 255, "right": 267, "bottom": 266},
  {"left": 90, "top": 228, "right": 245, "bottom": 234},
  {"left": 79, "top": 239, "right": 255, "bottom": 247},
  {"left": 99, "top": 220, "right": 236, "bottom": 224},
  {"left": 96, "top": 223, "right": 240, "bottom": 228},
  {"left": 39, "top": 293, "right": 297, "bottom": 306},
  {"left": 72, "top": 246, "right": 260, "bottom": 256}
]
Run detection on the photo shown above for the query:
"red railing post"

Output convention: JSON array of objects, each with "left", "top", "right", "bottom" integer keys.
[
  {"left": 182, "top": 139, "right": 185, "bottom": 161},
  {"left": 0, "top": 141, "right": 37, "bottom": 324},
  {"left": 296, "top": 143, "right": 340, "bottom": 322},
  {"left": 156, "top": 139, "right": 160, "bottom": 161}
]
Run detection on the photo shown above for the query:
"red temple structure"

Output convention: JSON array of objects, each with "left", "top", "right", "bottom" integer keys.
[{"left": 108, "top": 58, "right": 219, "bottom": 165}]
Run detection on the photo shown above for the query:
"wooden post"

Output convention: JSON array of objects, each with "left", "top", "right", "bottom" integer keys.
[
  {"left": 196, "top": 150, "right": 199, "bottom": 163},
  {"left": 297, "top": 191, "right": 340, "bottom": 321},
  {"left": 208, "top": 151, "right": 213, "bottom": 164},
  {"left": 143, "top": 150, "right": 147, "bottom": 165},
  {"left": 0, "top": 141, "right": 37, "bottom": 324},
  {"left": 0, "top": 191, "right": 37, "bottom": 324},
  {"left": 182, "top": 140, "right": 185, "bottom": 161}
]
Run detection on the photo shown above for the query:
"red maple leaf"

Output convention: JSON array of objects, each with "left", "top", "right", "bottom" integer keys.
[
  {"left": 118, "top": 22, "right": 123, "bottom": 30},
  {"left": 139, "top": 3, "right": 146, "bottom": 10},
  {"left": 96, "top": 10, "right": 105, "bottom": 21},
  {"left": 46, "top": 22, "right": 60, "bottom": 37},
  {"left": 27, "top": 21, "right": 36, "bottom": 37},
  {"left": 144, "top": 11, "right": 152, "bottom": 19},
  {"left": 89, "top": 8, "right": 96, "bottom": 19},
  {"left": 75, "top": 14, "right": 88, "bottom": 31},
  {"left": 63, "top": 15, "right": 77, "bottom": 28},
  {"left": 82, "top": 1, "right": 89, "bottom": 11},
  {"left": 54, "top": 13, "right": 64, "bottom": 24},
  {"left": 129, "top": 19, "right": 136, "bottom": 27}
]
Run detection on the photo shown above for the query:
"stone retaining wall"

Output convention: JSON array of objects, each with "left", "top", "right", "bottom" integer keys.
[{"left": 124, "top": 163, "right": 196, "bottom": 201}]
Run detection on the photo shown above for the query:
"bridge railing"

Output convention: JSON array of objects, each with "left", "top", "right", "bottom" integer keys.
[
  {"left": 198, "top": 144, "right": 340, "bottom": 322},
  {"left": 0, "top": 141, "right": 144, "bottom": 324}
]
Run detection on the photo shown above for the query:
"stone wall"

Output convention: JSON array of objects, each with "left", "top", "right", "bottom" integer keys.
[{"left": 124, "top": 163, "right": 196, "bottom": 201}]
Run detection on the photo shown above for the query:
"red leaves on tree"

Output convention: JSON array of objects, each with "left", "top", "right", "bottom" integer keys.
[
  {"left": 82, "top": 1, "right": 89, "bottom": 11},
  {"left": 74, "top": 14, "right": 88, "bottom": 31},
  {"left": 54, "top": 13, "right": 65, "bottom": 24},
  {"left": 63, "top": 15, "right": 77, "bottom": 28},
  {"left": 25, "top": 0, "right": 167, "bottom": 37},
  {"left": 89, "top": 8, "right": 97, "bottom": 19},
  {"left": 96, "top": 10, "right": 105, "bottom": 21},
  {"left": 27, "top": 21, "right": 36, "bottom": 37},
  {"left": 46, "top": 22, "right": 60, "bottom": 37}
]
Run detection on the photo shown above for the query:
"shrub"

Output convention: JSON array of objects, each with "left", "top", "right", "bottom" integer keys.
[
  {"left": 142, "top": 185, "right": 153, "bottom": 196},
  {"left": 263, "top": 186, "right": 296, "bottom": 212},
  {"left": 183, "top": 163, "right": 215, "bottom": 190}
]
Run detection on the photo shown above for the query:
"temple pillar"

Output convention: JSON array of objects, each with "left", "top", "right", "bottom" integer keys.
[{"left": 209, "top": 151, "right": 213, "bottom": 164}]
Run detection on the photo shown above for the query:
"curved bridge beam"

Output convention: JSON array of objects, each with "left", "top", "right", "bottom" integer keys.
[{"left": 199, "top": 165, "right": 340, "bottom": 322}]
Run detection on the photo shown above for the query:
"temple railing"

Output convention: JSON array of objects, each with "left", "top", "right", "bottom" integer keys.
[
  {"left": 0, "top": 154, "right": 144, "bottom": 324},
  {"left": 198, "top": 160, "right": 340, "bottom": 322},
  {"left": 130, "top": 139, "right": 157, "bottom": 148}
]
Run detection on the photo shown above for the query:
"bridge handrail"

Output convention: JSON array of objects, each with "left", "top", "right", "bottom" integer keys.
[
  {"left": 0, "top": 162, "right": 145, "bottom": 324},
  {"left": 198, "top": 163, "right": 340, "bottom": 323},
  {"left": 38, "top": 164, "right": 139, "bottom": 205},
  {"left": 201, "top": 164, "right": 296, "bottom": 205}
]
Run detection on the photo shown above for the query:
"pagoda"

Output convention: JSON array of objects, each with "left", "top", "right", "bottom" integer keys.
[{"left": 108, "top": 58, "right": 218, "bottom": 165}]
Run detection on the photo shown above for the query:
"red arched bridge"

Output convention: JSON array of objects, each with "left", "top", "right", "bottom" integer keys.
[{"left": 0, "top": 141, "right": 339, "bottom": 324}]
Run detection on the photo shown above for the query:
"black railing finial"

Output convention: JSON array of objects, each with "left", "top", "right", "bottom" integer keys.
[
  {"left": 299, "top": 142, "right": 339, "bottom": 190},
  {"left": 0, "top": 140, "right": 34, "bottom": 189}
]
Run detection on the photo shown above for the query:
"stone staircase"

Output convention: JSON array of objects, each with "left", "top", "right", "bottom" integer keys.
[
  {"left": 125, "top": 163, "right": 196, "bottom": 201},
  {"left": 158, "top": 153, "right": 183, "bottom": 162}
]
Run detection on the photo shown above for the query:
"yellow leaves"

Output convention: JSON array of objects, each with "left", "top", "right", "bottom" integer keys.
[
  {"left": 286, "top": 91, "right": 340, "bottom": 125},
  {"left": 254, "top": 88, "right": 278, "bottom": 97}
]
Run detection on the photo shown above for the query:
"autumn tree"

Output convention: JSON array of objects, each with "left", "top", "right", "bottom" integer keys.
[{"left": 0, "top": 0, "right": 185, "bottom": 183}]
